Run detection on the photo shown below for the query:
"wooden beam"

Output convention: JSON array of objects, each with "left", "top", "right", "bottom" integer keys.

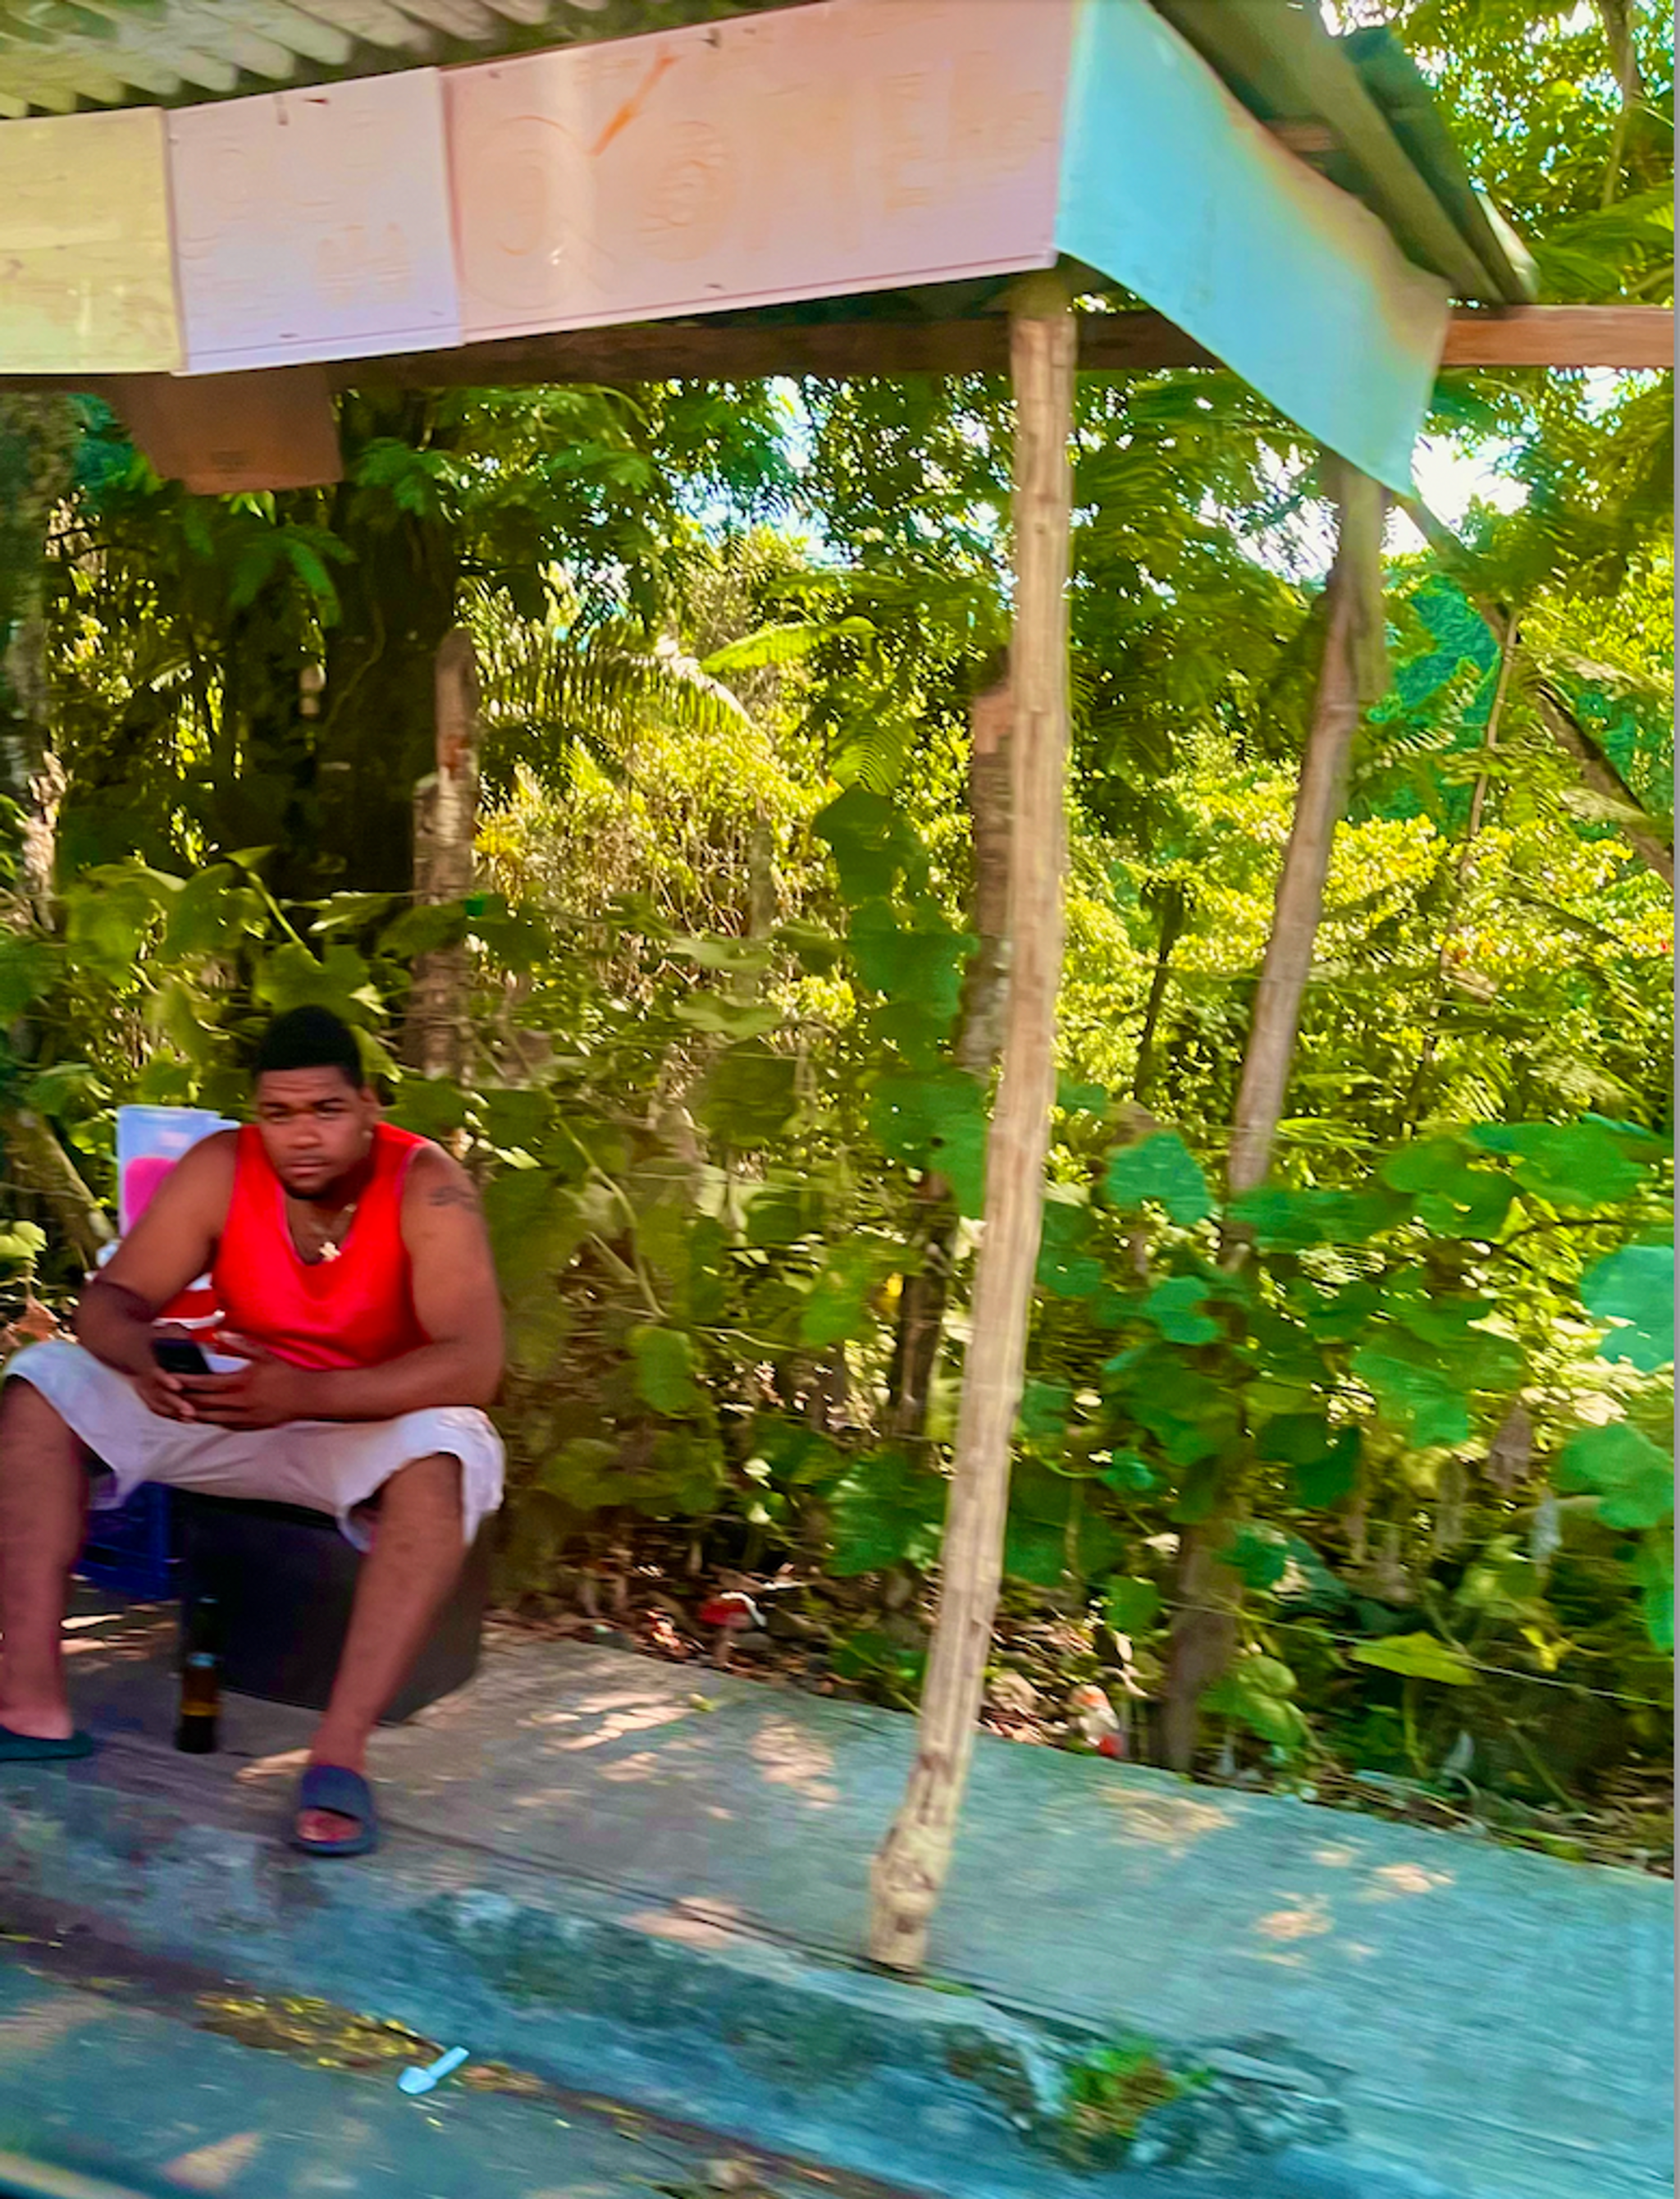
[
  {"left": 7, "top": 305, "right": 1667, "bottom": 400},
  {"left": 1432, "top": 305, "right": 1672, "bottom": 368},
  {"left": 340, "top": 304, "right": 1670, "bottom": 390}
]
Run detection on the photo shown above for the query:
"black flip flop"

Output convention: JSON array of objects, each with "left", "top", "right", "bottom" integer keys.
[
  {"left": 0, "top": 1724, "right": 94, "bottom": 1762},
  {"left": 290, "top": 1763, "right": 380, "bottom": 1858}
]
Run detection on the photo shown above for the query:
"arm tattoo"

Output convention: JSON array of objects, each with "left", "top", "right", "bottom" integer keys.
[{"left": 426, "top": 1179, "right": 481, "bottom": 1212}]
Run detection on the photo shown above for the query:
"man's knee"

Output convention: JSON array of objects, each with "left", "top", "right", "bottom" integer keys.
[
  {"left": 0, "top": 1376, "right": 75, "bottom": 1451},
  {"left": 383, "top": 1452, "right": 464, "bottom": 1523}
]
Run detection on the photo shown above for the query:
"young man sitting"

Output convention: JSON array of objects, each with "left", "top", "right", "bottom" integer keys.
[{"left": 0, "top": 1005, "right": 504, "bottom": 1858}]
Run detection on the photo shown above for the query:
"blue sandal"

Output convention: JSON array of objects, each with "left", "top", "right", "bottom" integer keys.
[
  {"left": 290, "top": 1763, "right": 380, "bottom": 1858},
  {"left": 0, "top": 1724, "right": 94, "bottom": 1762}
]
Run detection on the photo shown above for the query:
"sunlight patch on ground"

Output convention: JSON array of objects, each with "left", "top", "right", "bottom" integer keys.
[
  {"left": 1098, "top": 1787, "right": 1233, "bottom": 1849},
  {"left": 1255, "top": 1897, "right": 1332, "bottom": 1942}
]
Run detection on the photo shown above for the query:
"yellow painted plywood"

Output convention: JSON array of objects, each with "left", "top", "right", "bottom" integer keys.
[{"left": 0, "top": 107, "right": 181, "bottom": 374}]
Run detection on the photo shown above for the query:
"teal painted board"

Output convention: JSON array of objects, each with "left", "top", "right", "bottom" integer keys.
[{"left": 1057, "top": 0, "right": 1449, "bottom": 489}]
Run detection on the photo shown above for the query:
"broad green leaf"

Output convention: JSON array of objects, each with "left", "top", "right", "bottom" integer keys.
[
  {"left": 380, "top": 901, "right": 471, "bottom": 958},
  {"left": 1352, "top": 1336, "right": 1471, "bottom": 1447},
  {"left": 870, "top": 1067, "right": 988, "bottom": 1218},
  {"left": 1229, "top": 1183, "right": 1406, "bottom": 1250},
  {"left": 252, "top": 941, "right": 381, "bottom": 1026},
  {"left": 1202, "top": 1654, "right": 1308, "bottom": 1747},
  {"left": 1471, "top": 1120, "right": 1652, "bottom": 1210},
  {"left": 1037, "top": 1193, "right": 1102, "bottom": 1297},
  {"left": 799, "top": 1240, "right": 889, "bottom": 1349},
  {"left": 1103, "top": 1578, "right": 1162, "bottom": 1634},
  {"left": 1350, "top": 1634, "right": 1477, "bottom": 1686},
  {"left": 1630, "top": 1536, "right": 1674, "bottom": 1653},
  {"left": 24, "top": 1061, "right": 103, "bottom": 1117},
  {"left": 1581, "top": 1244, "right": 1674, "bottom": 1373},
  {"left": 849, "top": 903, "right": 970, "bottom": 1025},
  {"left": 0, "top": 1220, "right": 47, "bottom": 1270},
  {"left": 388, "top": 1076, "right": 470, "bottom": 1140},
  {"left": 1103, "top": 1132, "right": 1212, "bottom": 1227},
  {"left": 749, "top": 1420, "right": 846, "bottom": 1489},
  {"left": 671, "top": 992, "right": 782, "bottom": 1040},
  {"left": 1295, "top": 1432, "right": 1361, "bottom": 1511},
  {"left": 1557, "top": 1423, "right": 1674, "bottom": 1531},
  {"left": 1003, "top": 1512, "right": 1069, "bottom": 1588},
  {"left": 163, "top": 865, "right": 267, "bottom": 958},
  {"left": 1143, "top": 1274, "right": 1219, "bottom": 1344},
  {"left": 1018, "top": 1378, "right": 1072, "bottom": 1446},
  {"left": 0, "top": 936, "right": 56, "bottom": 1020},
  {"left": 828, "top": 1447, "right": 945, "bottom": 1575},
  {"left": 743, "top": 1177, "right": 821, "bottom": 1250},
  {"left": 696, "top": 1043, "right": 798, "bottom": 1147},
  {"left": 479, "top": 1086, "right": 554, "bottom": 1156},
  {"left": 630, "top": 1324, "right": 705, "bottom": 1417},
  {"left": 1057, "top": 1079, "right": 1109, "bottom": 1117},
  {"left": 1381, "top": 1134, "right": 1516, "bottom": 1237},
  {"left": 1222, "top": 1523, "right": 1290, "bottom": 1592},
  {"left": 1099, "top": 1452, "right": 1156, "bottom": 1494},
  {"left": 1298, "top": 1278, "right": 1382, "bottom": 1345},
  {"left": 812, "top": 786, "right": 923, "bottom": 905}
]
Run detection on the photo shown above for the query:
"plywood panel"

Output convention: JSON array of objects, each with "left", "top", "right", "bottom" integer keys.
[
  {"left": 446, "top": 0, "right": 1071, "bottom": 343},
  {"left": 0, "top": 109, "right": 180, "bottom": 375},
  {"left": 167, "top": 71, "right": 461, "bottom": 373},
  {"left": 108, "top": 364, "right": 342, "bottom": 491}
]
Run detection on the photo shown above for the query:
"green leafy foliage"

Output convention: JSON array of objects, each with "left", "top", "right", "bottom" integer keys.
[
  {"left": 1103, "top": 1133, "right": 1212, "bottom": 1227},
  {"left": 1350, "top": 1634, "right": 1478, "bottom": 1688},
  {"left": 1581, "top": 1243, "right": 1675, "bottom": 1371}
]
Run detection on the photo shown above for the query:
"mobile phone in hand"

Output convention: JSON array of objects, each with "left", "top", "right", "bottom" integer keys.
[{"left": 153, "top": 1337, "right": 211, "bottom": 1378}]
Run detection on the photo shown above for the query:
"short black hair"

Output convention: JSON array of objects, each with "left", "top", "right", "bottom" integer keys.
[{"left": 253, "top": 1006, "right": 366, "bottom": 1089}]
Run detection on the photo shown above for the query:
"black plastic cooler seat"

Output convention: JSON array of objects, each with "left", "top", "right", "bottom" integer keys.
[{"left": 176, "top": 1491, "right": 489, "bottom": 1722}]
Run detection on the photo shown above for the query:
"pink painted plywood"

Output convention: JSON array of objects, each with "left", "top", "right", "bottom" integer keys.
[
  {"left": 445, "top": 0, "right": 1071, "bottom": 343},
  {"left": 167, "top": 72, "right": 461, "bottom": 373}
]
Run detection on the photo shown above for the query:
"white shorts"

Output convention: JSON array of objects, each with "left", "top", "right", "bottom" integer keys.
[{"left": 5, "top": 1341, "right": 503, "bottom": 1550}]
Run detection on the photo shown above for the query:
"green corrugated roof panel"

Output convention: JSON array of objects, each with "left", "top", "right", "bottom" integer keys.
[
  {"left": 0, "top": 0, "right": 799, "bottom": 115},
  {"left": 1150, "top": 0, "right": 1533, "bottom": 304}
]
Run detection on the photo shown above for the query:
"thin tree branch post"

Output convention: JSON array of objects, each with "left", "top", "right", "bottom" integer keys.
[
  {"left": 1159, "top": 464, "right": 1386, "bottom": 1778},
  {"left": 1226, "top": 464, "right": 1387, "bottom": 1201},
  {"left": 404, "top": 629, "right": 482, "bottom": 1080},
  {"left": 886, "top": 665, "right": 1013, "bottom": 1446},
  {"left": 869, "top": 274, "right": 1074, "bottom": 1971}
]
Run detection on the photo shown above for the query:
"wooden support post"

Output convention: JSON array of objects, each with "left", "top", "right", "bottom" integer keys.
[
  {"left": 404, "top": 629, "right": 482, "bottom": 1081},
  {"left": 868, "top": 275, "right": 1075, "bottom": 1972},
  {"left": 1160, "top": 462, "right": 1385, "bottom": 1776},
  {"left": 1226, "top": 464, "right": 1385, "bottom": 1200}
]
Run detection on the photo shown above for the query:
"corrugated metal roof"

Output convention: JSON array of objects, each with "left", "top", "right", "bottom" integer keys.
[{"left": 0, "top": 0, "right": 795, "bottom": 117}]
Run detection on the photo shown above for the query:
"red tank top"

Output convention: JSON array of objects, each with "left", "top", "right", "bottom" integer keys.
[{"left": 212, "top": 1122, "right": 430, "bottom": 1371}]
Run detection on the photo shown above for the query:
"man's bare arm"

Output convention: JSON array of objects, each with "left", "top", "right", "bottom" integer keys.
[{"left": 77, "top": 1133, "right": 235, "bottom": 1397}]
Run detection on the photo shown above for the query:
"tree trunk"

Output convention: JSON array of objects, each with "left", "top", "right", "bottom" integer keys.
[
  {"left": 2, "top": 1109, "right": 114, "bottom": 1273},
  {"left": 0, "top": 397, "right": 76, "bottom": 919},
  {"left": 1400, "top": 493, "right": 1673, "bottom": 887},
  {"left": 404, "top": 630, "right": 482, "bottom": 1080},
  {"left": 1132, "top": 884, "right": 1188, "bottom": 1107},
  {"left": 1162, "top": 464, "right": 1384, "bottom": 1777},
  {"left": 869, "top": 277, "right": 1073, "bottom": 1971},
  {"left": 886, "top": 670, "right": 1013, "bottom": 1445},
  {"left": 313, "top": 394, "right": 460, "bottom": 897}
]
